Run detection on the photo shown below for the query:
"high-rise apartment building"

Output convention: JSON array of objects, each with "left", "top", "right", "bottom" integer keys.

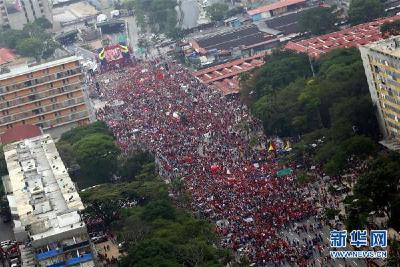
[
  {"left": 360, "top": 36, "right": 400, "bottom": 150},
  {"left": 0, "top": 0, "right": 53, "bottom": 29},
  {"left": 1, "top": 133, "right": 95, "bottom": 266},
  {"left": 0, "top": 56, "right": 92, "bottom": 139},
  {"left": 0, "top": 0, "right": 52, "bottom": 29}
]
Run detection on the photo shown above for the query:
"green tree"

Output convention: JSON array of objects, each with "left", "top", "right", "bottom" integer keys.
[
  {"left": 32, "top": 17, "right": 52, "bottom": 29},
  {"left": 0, "top": 29, "right": 27, "bottom": 48},
  {"left": 206, "top": 3, "right": 229, "bottom": 22},
  {"left": 299, "top": 7, "right": 337, "bottom": 35},
  {"left": 56, "top": 141, "right": 77, "bottom": 169},
  {"left": 0, "top": 18, "right": 55, "bottom": 60},
  {"left": 141, "top": 200, "right": 176, "bottom": 221},
  {"left": 41, "top": 39, "right": 60, "bottom": 59},
  {"left": 60, "top": 121, "right": 113, "bottom": 144},
  {"left": 247, "top": 50, "right": 312, "bottom": 99},
  {"left": 118, "top": 150, "right": 155, "bottom": 180},
  {"left": 16, "top": 37, "right": 43, "bottom": 61},
  {"left": 82, "top": 174, "right": 227, "bottom": 266},
  {"left": 348, "top": 153, "right": 400, "bottom": 229},
  {"left": 348, "top": 0, "right": 384, "bottom": 25},
  {"left": 381, "top": 20, "right": 400, "bottom": 37},
  {"left": 73, "top": 133, "right": 120, "bottom": 187},
  {"left": 120, "top": 239, "right": 183, "bottom": 267}
]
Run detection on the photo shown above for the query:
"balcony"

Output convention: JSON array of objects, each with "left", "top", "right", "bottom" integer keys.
[
  {"left": 0, "top": 96, "right": 86, "bottom": 125},
  {"left": 0, "top": 67, "right": 81, "bottom": 95},
  {"left": 0, "top": 82, "right": 82, "bottom": 111},
  {"left": 36, "top": 240, "right": 90, "bottom": 261}
]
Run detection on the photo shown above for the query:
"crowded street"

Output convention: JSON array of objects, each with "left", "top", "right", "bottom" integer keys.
[{"left": 89, "top": 60, "right": 366, "bottom": 266}]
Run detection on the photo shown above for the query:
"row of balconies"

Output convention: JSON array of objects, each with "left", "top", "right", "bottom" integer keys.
[
  {"left": 0, "top": 82, "right": 82, "bottom": 110},
  {"left": 39, "top": 110, "right": 89, "bottom": 129},
  {"left": 0, "top": 67, "right": 81, "bottom": 94},
  {"left": 0, "top": 97, "right": 86, "bottom": 125}
]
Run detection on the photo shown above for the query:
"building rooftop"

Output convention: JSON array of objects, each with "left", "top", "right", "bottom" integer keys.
[
  {"left": 0, "top": 125, "right": 43, "bottom": 144},
  {"left": 3, "top": 134, "right": 86, "bottom": 247},
  {"left": 285, "top": 15, "right": 400, "bottom": 57},
  {"left": 53, "top": 2, "right": 98, "bottom": 24},
  {"left": 265, "top": 8, "right": 310, "bottom": 34},
  {"left": 247, "top": 0, "right": 307, "bottom": 16},
  {"left": 362, "top": 35, "right": 400, "bottom": 58},
  {"left": 191, "top": 25, "right": 276, "bottom": 53},
  {"left": 0, "top": 55, "right": 79, "bottom": 81},
  {"left": 193, "top": 54, "right": 265, "bottom": 95},
  {"left": 0, "top": 48, "right": 17, "bottom": 65}
]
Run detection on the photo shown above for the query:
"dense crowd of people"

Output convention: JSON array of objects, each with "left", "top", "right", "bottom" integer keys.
[{"left": 89, "top": 61, "right": 346, "bottom": 266}]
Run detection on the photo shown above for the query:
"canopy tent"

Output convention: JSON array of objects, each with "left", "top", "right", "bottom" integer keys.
[{"left": 277, "top": 168, "right": 293, "bottom": 177}]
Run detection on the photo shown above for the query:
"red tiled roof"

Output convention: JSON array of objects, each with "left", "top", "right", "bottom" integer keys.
[
  {"left": 1, "top": 125, "right": 43, "bottom": 144},
  {"left": 0, "top": 48, "right": 16, "bottom": 65},
  {"left": 193, "top": 53, "right": 266, "bottom": 95},
  {"left": 285, "top": 15, "right": 400, "bottom": 57},
  {"left": 213, "top": 77, "right": 240, "bottom": 95},
  {"left": 248, "top": 0, "right": 306, "bottom": 16}
]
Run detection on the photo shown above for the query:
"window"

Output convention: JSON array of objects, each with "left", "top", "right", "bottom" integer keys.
[
  {"left": 51, "top": 97, "right": 57, "bottom": 103},
  {"left": 32, "top": 108, "right": 43, "bottom": 115},
  {"left": 38, "top": 115, "right": 45, "bottom": 121}
]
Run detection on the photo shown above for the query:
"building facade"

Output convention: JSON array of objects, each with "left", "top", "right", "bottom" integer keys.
[
  {"left": 0, "top": 0, "right": 52, "bottom": 29},
  {"left": 247, "top": 0, "right": 307, "bottom": 22},
  {"left": 1, "top": 134, "right": 95, "bottom": 266},
  {"left": 0, "top": 56, "right": 92, "bottom": 139},
  {"left": 360, "top": 36, "right": 400, "bottom": 150}
]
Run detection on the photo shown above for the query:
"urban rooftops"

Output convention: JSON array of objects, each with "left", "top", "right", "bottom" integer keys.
[
  {"left": 0, "top": 56, "right": 79, "bottom": 81},
  {"left": 2, "top": 134, "right": 86, "bottom": 247}
]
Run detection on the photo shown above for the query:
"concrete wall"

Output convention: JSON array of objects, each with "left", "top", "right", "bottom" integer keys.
[{"left": 359, "top": 46, "right": 390, "bottom": 138}]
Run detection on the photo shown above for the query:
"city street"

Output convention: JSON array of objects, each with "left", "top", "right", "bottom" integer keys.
[{"left": 0, "top": 220, "right": 13, "bottom": 242}]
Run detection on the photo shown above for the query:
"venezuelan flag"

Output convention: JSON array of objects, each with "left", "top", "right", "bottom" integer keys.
[
  {"left": 119, "top": 44, "right": 129, "bottom": 53},
  {"left": 98, "top": 48, "right": 105, "bottom": 60}
]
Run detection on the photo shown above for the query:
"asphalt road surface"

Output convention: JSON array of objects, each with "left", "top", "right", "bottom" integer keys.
[{"left": 0, "top": 219, "right": 13, "bottom": 242}]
